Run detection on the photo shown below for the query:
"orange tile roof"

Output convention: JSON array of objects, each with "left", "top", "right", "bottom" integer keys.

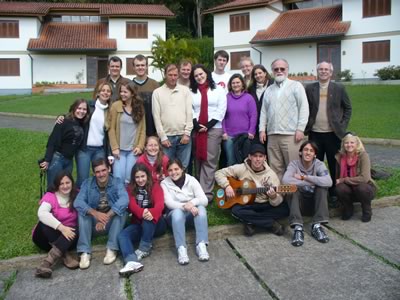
[
  {"left": 0, "top": 2, "right": 174, "bottom": 17},
  {"left": 204, "top": 0, "right": 276, "bottom": 14},
  {"left": 27, "top": 23, "right": 117, "bottom": 51},
  {"left": 251, "top": 5, "right": 350, "bottom": 44}
]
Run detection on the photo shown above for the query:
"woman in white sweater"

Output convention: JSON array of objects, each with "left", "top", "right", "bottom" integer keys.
[{"left": 161, "top": 158, "right": 209, "bottom": 265}]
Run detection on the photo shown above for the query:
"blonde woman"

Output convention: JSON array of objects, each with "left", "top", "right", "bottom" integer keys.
[{"left": 335, "top": 133, "right": 376, "bottom": 222}]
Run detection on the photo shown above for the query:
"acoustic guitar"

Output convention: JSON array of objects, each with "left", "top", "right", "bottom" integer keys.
[{"left": 215, "top": 177, "right": 297, "bottom": 209}]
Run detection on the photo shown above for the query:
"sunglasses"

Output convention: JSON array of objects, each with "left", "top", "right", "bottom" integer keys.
[
  {"left": 344, "top": 131, "right": 357, "bottom": 137},
  {"left": 273, "top": 67, "right": 286, "bottom": 72}
]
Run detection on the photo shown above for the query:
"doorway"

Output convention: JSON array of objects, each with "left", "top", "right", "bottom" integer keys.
[
  {"left": 317, "top": 42, "right": 341, "bottom": 80},
  {"left": 86, "top": 56, "right": 109, "bottom": 87}
]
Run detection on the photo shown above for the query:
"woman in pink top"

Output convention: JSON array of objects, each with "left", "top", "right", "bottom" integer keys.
[
  {"left": 32, "top": 171, "right": 79, "bottom": 278},
  {"left": 136, "top": 136, "right": 169, "bottom": 183}
]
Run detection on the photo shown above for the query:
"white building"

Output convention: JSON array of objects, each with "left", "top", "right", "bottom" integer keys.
[
  {"left": 0, "top": 2, "right": 173, "bottom": 95},
  {"left": 205, "top": 0, "right": 400, "bottom": 80}
]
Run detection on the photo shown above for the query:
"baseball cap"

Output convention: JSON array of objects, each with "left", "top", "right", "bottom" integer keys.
[{"left": 249, "top": 144, "right": 266, "bottom": 155}]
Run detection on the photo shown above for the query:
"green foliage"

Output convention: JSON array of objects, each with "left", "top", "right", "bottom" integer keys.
[
  {"left": 374, "top": 65, "right": 400, "bottom": 80},
  {"left": 187, "top": 37, "right": 214, "bottom": 70},
  {"left": 338, "top": 69, "right": 353, "bottom": 81},
  {"left": 150, "top": 35, "right": 201, "bottom": 75}
]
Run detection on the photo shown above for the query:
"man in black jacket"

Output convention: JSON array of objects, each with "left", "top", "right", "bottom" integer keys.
[{"left": 305, "top": 61, "right": 352, "bottom": 206}]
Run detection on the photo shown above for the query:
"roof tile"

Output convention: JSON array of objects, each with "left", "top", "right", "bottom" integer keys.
[{"left": 204, "top": 0, "right": 275, "bottom": 14}]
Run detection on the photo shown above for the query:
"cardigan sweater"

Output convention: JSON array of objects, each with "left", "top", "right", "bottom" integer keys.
[{"left": 335, "top": 151, "right": 375, "bottom": 186}]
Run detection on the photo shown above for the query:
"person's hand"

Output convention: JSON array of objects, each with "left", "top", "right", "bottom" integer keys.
[
  {"left": 294, "top": 173, "right": 304, "bottom": 180},
  {"left": 248, "top": 133, "right": 254, "bottom": 140},
  {"left": 222, "top": 133, "right": 228, "bottom": 141},
  {"left": 58, "top": 224, "right": 76, "bottom": 241},
  {"left": 133, "top": 147, "right": 142, "bottom": 156},
  {"left": 336, "top": 178, "right": 344, "bottom": 184},
  {"left": 198, "top": 125, "right": 207, "bottom": 133},
  {"left": 92, "top": 211, "right": 109, "bottom": 225},
  {"left": 112, "top": 149, "right": 120, "bottom": 159},
  {"left": 190, "top": 206, "right": 198, "bottom": 216},
  {"left": 260, "top": 131, "right": 267, "bottom": 144},
  {"left": 55, "top": 115, "right": 65, "bottom": 125},
  {"left": 266, "top": 186, "right": 277, "bottom": 199},
  {"left": 95, "top": 222, "right": 106, "bottom": 232},
  {"left": 108, "top": 156, "right": 115, "bottom": 165},
  {"left": 295, "top": 130, "right": 304, "bottom": 143},
  {"left": 142, "top": 208, "right": 153, "bottom": 221},
  {"left": 225, "top": 185, "right": 235, "bottom": 198},
  {"left": 183, "top": 202, "right": 195, "bottom": 212},
  {"left": 40, "top": 161, "right": 49, "bottom": 170},
  {"left": 180, "top": 134, "right": 190, "bottom": 144},
  {"left": 161, "top": 139, "right": 171, "bottom": 148}
]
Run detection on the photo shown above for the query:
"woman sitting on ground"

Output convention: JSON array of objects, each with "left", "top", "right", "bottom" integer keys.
[
  {"left": 136, "top": 136, "right": 169, "bottom": 184},
  {"left": 335, "top": 133, "right": 376, "bottom": 222},
  {"left": 40, "top": 99, "right": 89, "bottom": 190},
  {"left": 118, "top": 163, "right": 166, "bottom": 277},
  {"left": 161, "top": 158, "right": 209, "bottom": 265},
  {"left": 32, "top": 171, "right": 79, "bottom": 278}
]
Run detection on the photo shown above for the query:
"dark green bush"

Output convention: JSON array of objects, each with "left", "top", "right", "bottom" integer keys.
[
  {"left": 374, "top": 65, "right": 400, "bottom": 80},
  {"left": 338, "top": 69, "right": 353, "bottom": 81},
  {"left": 187, "top": 37, "right": 214, "bottom": 71}
]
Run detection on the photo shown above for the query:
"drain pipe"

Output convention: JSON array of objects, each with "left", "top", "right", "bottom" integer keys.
[
  {"left": 251, "top": 45, "right": 263, "bottom": 65},
  {"left": 28, "top": 53, "right": 34, "bottom": 92}
]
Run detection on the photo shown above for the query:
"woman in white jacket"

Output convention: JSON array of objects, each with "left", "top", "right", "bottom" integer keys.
[{"left": 161, "top": 158, "right": 209, "bottom": 265}]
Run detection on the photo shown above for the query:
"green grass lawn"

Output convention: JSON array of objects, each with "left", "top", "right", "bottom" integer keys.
[
  {"left": 0, "top": 127, "right": 399, "bottom": 259},
  {"left": 0, "top": 85, "right": 399, "bottom": 138}
]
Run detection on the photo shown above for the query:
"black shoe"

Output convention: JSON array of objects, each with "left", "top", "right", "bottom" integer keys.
[
  {"left": 271, "top": 221, "right": 286, "bottom": 236},
  {"left": 244, "top": 224, "right": 255, "bottom": 237},
  {"left": 361, "top": 214, "right": 371, "bottom": 223},
  {"left": 341, "top": 210, "right": 353, "bottom": 220},
  {"left": 311, "top": 225, "right": 329, "bottom": 243},
  {"left": 328, "top": 196, "right": 338, "bottom": 209},
  {"left": 291, "top": 230, "right": 304, "bottom": 247}
]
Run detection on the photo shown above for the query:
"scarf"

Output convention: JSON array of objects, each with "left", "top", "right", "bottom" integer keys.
[
  {"left": 340, "top": 154, "right": 358, "bottom": 178},
  {"left": 136, "top": 187, "right": 151, "bottom": 208},
  {"left": 196, "top": 82, "right": 209, "bottom": 161}
]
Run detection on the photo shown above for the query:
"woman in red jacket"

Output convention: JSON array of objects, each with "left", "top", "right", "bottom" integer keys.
[
  {"left": 117, "top": 163, "right": 166, "bottom": 276},
  {"left": 136, "top": 136, "right": 169, "bottom": 183}
]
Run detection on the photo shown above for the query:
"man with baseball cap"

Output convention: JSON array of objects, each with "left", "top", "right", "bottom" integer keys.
[{"left": 215, "top": 144, "right": 289, "bottom": 236}]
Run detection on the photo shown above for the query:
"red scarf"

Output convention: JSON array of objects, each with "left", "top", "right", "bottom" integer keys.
[
  {"left": 340, "top": 154, "right": 358, "bottom": 178},
  {"left": 196, "top": 82, "right": 209, "bottom": 161}
]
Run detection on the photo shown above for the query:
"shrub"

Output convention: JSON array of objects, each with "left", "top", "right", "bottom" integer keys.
[
  {"left": 374, "top": 65, "right": 400, "bottom": 80},
  {"left": 338, "top": 69, "right": 353, "bottom": 81},
  {"left": 187, "top": 37, "right": 214, "bottom": 71}
]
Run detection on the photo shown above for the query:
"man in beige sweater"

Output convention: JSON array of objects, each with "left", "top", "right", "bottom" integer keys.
[
  {"left": 215, "top": 144, "right": 289, "bottom": 236},
  {"left": 152, "top": 64, "right": 193, "bottom": 169}
]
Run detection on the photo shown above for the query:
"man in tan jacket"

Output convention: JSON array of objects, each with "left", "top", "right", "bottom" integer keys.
[{"left": 215, "top": 144, "right": 289, "bottom": 236}]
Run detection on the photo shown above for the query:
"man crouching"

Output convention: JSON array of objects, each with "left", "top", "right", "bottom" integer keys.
[{"left": 215, "top": 144, "right": 289, "bottom": 236}]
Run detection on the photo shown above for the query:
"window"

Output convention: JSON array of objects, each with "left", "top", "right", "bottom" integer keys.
[
  {"left": 363, "top": 40, "right": 390, "bottom": 63},
  {"left": 230, "top": 51, "right": 251, "bottom": 70},
  {"left": 0, "top": 59, "right": 20, "bottom": 76},
  {"left": 363, "top": 0, "right": 391, "bottom": 18},
  {"left": 126, "top": 22, "right": 148, "bottom": 39},
  {"left": 230, "top": 13, "right": 250, "bottom": 32},
  {"left": 0, "top": 20, "right": 19, "bottom": 38},
  {"left": 126, "top": 58, "right": 135, "bottom": 75}
]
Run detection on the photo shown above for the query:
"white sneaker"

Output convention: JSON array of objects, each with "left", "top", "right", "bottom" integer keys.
[
  {"left": 196, "top": 242, "right": 209, "bottom": 261},
  {"left": 103, "top": 248, "right": 117, "bottom": 265},
  {"left": 79, "top": 253, "right": 91, "bottom": 269},
  {"left": 177, "top": 246, "right": 189, "bottom": 265},
  {"left": 135, "top": 249, "right": 150, "bottom": 261},
  {"left": 119, "top": 261, "right": 144, "bottom": 277}
]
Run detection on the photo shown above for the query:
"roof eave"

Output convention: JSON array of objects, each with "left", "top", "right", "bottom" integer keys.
[
  {"left": 106, "top": 14, "right": 174, "bottom": 18},
  {"left": 250, "top": 33, "right": 347, "bottom": 45},
  {"left": 27, "top": 48, "right": 117, "bottom": 52},
  {"left": 204, "top": 3, "right": 271, "bottom": 15}
]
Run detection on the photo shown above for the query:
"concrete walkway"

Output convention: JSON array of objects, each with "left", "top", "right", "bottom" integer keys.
[{"left": 1, "top": 206, "right": 399, "bottom": 300}]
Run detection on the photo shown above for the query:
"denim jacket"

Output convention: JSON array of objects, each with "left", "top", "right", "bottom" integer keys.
[{"left": 74, "top": 174, "right": 128, "bottom": 216}]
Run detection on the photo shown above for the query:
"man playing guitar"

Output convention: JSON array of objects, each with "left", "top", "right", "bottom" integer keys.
[{"left": 215, "top": 144, "right": 289, "bottom": 236}]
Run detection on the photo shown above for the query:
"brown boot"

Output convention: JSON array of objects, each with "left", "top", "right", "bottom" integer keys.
[
  {"left": 35, "top": 246, "right": 62, "bottom": 278},
  {"left": 360, "top": 199, "right": 372, "bottom": 222},
  {"left": 63, "top": 252, "right": 79, "bottom": 269}
]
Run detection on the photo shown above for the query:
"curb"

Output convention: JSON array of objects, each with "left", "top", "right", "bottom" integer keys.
[
  {"left": 0, "top": 112, "right": 56, "bottom": 120},
  {"left": 1, "top": 195, "right": 399, "bottom": 272}
]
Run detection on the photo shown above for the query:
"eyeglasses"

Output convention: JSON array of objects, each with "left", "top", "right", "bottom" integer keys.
[{"left": 273, "top": 67, "right": 286, "bottom": 72}]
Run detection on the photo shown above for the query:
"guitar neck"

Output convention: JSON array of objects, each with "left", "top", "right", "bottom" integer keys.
[{"left": 240, "top": 187, "right": 274, "bottom": 195}]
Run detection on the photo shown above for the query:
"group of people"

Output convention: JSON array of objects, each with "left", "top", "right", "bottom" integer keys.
[{"left": 32, "top": 51, "right": 376, "bottom": 279}]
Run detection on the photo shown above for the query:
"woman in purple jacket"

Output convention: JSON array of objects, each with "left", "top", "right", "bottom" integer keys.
[{"left": 222, "top": 74, "right": 257, "bottom": 166}]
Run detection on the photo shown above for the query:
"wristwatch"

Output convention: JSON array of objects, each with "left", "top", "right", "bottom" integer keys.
[{"left": 300, "top": 174, "right": 305, "bottom": 181}]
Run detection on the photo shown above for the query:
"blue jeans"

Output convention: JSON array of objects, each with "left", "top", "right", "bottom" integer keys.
[
  {"left": 47, "top": 152, "right": 73, "bottom": 190},
  {"left": 76, "top": 146, "right": 105, "bottom": 188},
  {"left": 77, "top": 213, "right": 126, "bottom": 254},
  {"left": 222, "top": 136, "right": 236, "bottom": 166},
  {"left": 113, "top": 150, "right": 137, "bottom": 185},
  {"left": 118, "top": 218, "right": 167, "bottom": 263},
  {"left": 162, "top": 135, "right": 192, "bottom": 170},
  {"left": 167, "top": 206, "right": 208, "bottom": 249}
]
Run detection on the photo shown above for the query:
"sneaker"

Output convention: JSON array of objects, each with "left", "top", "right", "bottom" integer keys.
[
  {"left": 291, "top": 230, "right": 304, "bottom": 247},
  {"left": 311, "top": 225, "right": 329, "bottom": 243},
  {"left": 271, "top": 221, "right": 286, "bottom": 236},
  {"left": 79, "top": 253, "right": 91, "bottom": 269},
  {"left": 103, "top": 249, "right": 117, "bottom": 265},
  {"left": 135, "top": 249, "right": 150, "bottom": 261},
  {"left": 177, "top": 246, "right": 189, "bottom": 265},
  {"left": 119, "top": 261, "right": 144, "bottom": 277},
  {"left": 196, "top": 242, "right": 209, "bottom": 262},
  {"left": 244, "top": 224, "right": 256, "bottom": 237}
]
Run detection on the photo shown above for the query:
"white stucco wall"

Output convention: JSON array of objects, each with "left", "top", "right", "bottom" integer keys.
[
  {"left": 213, "top": 7, "right": 281, "bottom": 48},
  {"left": 343, "top": 0, "right": 400, "bottom": 35},
  {"left": 0, "top": 54, "right": 32, "bottom": 90},
  {"left": 109, "top": 18, "right": 165, "bottom": 52},
  {"left": 32, "top": 55, "right": 87, "bottom": 84},
  {"left": 342, "top": 35, "right": 400, "bottom": 79},
  {"left": 0, "top": 17, "right": 40, "bottom": 51}
]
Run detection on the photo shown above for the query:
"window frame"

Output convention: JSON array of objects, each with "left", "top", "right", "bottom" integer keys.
[
  {"left": 126, "top": 22, "right": 148, "bottom": 39},
  {"left": 230, "top": 51, "right": 251, "bottom": 70},
  {"left": 363, "top": 0, "right": 391, "bottom": 18},
  {"left": 362, "top": 40, "right": 390, "bottom": 63},
  {"left": 0, "top": 20, "right": 19, "bottom": 38},
  {"left": 229, "top": 13, "right": 250, "bottom": 32},
  {"left": 0, "top": 58, "right": 20, "bottom": 76}
]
